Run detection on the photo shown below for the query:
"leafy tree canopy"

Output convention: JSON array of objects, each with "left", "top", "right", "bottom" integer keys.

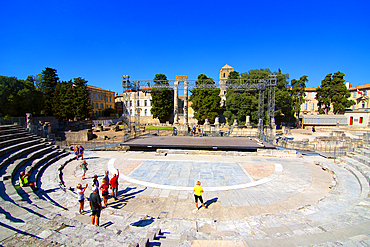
[
  {"left": 291, "top": 75, "right": 308, "bottom": 118},
  {"left": 190, "top": 74, "right": 221, "bottom": 124},
  {"left": 150, "top": 74, "right": 173, "bottom": 122}
]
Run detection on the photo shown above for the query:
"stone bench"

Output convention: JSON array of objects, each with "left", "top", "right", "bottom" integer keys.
[
  {"left": 0, "top": 131, "right": 31, "bottom": 142},
  {"left": 0, "top": 135, "right": 35, "bottom": 149},
  {"left": 0, "top": 138, "right": 42, "bottom": 159}
]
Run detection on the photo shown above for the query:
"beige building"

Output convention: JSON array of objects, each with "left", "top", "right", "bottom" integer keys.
[
  {"left": 348, "top": 83, "right": 370, "bottom": 110},
  {"left": 87, "top": 85, "right": 115, "bottom": 117}
]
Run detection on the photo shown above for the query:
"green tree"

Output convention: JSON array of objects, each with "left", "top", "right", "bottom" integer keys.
[
  {"left": 223, "top": 68, "right": 294, "bottom": 126},
  {"left": 190, "top": 74, "right": 221, "bottom": 124},
  {"left": 316, "top": 72, "right": 355, "bottom": 114},
  {"left": 0, "top": 76, "right": 43, "bottom": 117},
  {"left": 330, "top": 72, "right": 355, "bottom": 114},
  {"left": 72, "top": 77, "right": 91, "bottom": 119},
  {"left": 316, "top": 74, "right": 332, "bottom": 114},
  {"left": 38, "top": 67, "right": 59, "bottom": 116},
  {"left": 150, "top": 74, "right": 173, "bottom": 122},
  {"left": 290, "top": 75, "right": 308, "bottom": 118}
]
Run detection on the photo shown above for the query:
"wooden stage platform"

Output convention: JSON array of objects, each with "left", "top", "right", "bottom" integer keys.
[{"left": 123, "top": 136, "right": 275, "bottom": 151}]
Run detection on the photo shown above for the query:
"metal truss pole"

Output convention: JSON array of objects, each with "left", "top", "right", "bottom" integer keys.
[
  {"left": 121, "top": 75, "right": 131, "bottom": 130},
  {"left": 258, "top": 80, "right": 265, "bottom": 139}
]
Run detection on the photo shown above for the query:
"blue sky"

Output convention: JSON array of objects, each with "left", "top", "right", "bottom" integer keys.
[{"left": 1, "top": 0, "right": 369, "bottom": 93}]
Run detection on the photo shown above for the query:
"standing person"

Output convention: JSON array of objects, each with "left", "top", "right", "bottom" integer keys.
[
  {"left": 79, "top": 145, "right": 85, "bottom": 160},
  {"left": 192, "top": 126, "right": 196, "bottom": 137},
  {"left": 99, "top": 179, "right": 109, "bottom": 208},
  {"left": 194, "top": 181, "right": 206, "bottom": 210},
  {"left": 109, "top": 169, "right": 120, "bottom": 200},
  {"left": 76, "top": 183, "right": 88, "bottom": 214},
  {"left": 103, "top": 170, "right": 109, "bottom": 184},
  {"left": 80, "top": 160, "right": 88, "bottom": 180},
  {"left": 92, "top": 175, "right": 99, "bottom": 192},
  {"left": 89, "top": 187, "right": 102, "bottom": 226},
  {"left": 198, "top": 126, "right": 202, "bottom": 137},
  {"left": 312, "top": 126, "right": 316, "bottom": 133},
  {"left": 74, "top": 145, "right": 80, "bottom": 160}
]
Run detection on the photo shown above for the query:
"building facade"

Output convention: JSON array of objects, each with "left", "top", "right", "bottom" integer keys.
[
  {"left": 219, "top": 64, "right": 234, "bottom": 106},
  {"left": 87, "top": 85, "right": 115, "bottom": 117}
]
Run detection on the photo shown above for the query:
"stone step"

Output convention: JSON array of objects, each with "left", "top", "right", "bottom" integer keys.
[
  {"left": 0, "top": 138, "right": 42, "bottom": 160},
  {"left": 0, "top": 131, "right": 31, "bottom": 142},
  {"left": 0, "top": 135, "right": 35, "bottom": 149}
]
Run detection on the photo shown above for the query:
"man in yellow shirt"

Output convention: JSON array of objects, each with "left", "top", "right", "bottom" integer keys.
[{"left": 194, "top": 181, "right": 206, "bottom": 209}]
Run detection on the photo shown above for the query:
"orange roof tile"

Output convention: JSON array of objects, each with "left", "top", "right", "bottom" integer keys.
[{"left": 87, "top": 85, "right": 114, "bottom": 93}]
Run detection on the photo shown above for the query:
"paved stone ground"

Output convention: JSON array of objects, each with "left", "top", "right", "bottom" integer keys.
[{"left": 46, "top": 150, "right": 370, "bottom": 246}]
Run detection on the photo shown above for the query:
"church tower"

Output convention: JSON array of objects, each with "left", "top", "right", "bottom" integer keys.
[{"left": 219, "top": 64, "right": 234, "bottom": 106}]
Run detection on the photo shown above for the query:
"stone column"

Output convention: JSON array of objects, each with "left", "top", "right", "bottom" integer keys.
[
  {"left": 184, "top": 80, "right": 189, "bottom": 125},
  {"left": 245, "top": 115, "right": 251, "bottom": 126},
  {"left": 174, "top": 81, "right": 179, "bottom": 124}
]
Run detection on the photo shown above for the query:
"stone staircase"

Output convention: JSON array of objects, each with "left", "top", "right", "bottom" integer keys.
[{"left": 0, "top": 125, "right": 158, "bottom": 246}]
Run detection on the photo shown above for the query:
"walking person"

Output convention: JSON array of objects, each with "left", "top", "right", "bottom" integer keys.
[
  {"left": 80, "top": 160, "right": 88, "bottom": 180},
  {"left": 99, "top": 179, "right": 109, "bottom": 208},
  {"left": 109, "top": 169, "right": 120, "bottom": 200},
  {"left": 194, "top": 181, "right": 206, "bottom": 209},
  {"left": 76, "top": 183, "right": 88, "bottom": 214},
  {"left": 198, "top": 126, "right": 202, "bottom": 137},
  {"left": 79, "top": 145, "right": 85, "bottom": 160},
  {"left": 192, "top": 126, "right": 196, "bottom": 137},
  {"left": 89, "top": 187, "right": 102, "bottom": 226}
]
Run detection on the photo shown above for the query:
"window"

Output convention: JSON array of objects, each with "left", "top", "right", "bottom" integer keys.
[
  {"left": 91, "top": 93, "right": 93, "bottom": 99},
  {"left": 145, "top": 92, "right": 147, "bottom": 97},
  {"left": 109, "top": 105, "right": 112, "bottom": 108},
  {"left": 223, "top": 73, "right": 225, "bottom": 78},
  {"left": 95, "top": 103, "right": 98, "bottom": 108},
  {"left": 137, "top": 100, "right": 140, "bottom": 106},
  {"left": 360, "top": 117, "right": 363, "bottom": 124},
  {"left": 130, "top": 109, "right": 132, "bottom": 115},
  {"left": 354, "top": 92, "right": 357, "bottom": 97},
  {"left": 130, "top": 100, "right": 132, "bottom": 107},
  {"left": 144, "top": 100, "right": 147, "bottom": 106},
  {"left": 304, "top": 93, "right": 308, "bottom": 99},
  {"left": 100, "top": 103, "right": 103, "bottom": 109},
  {"left": 312, "top": 92, "right": 316, "bottom": 98},
  {"left": 144, "top": 109, "right": 147, "bottom": 116},
  {"left": 95, "top": 94, "right": 98, "bottom": 99},
  {"left": 365, "top": 91, "right": 368, "bottom": 96},
  {"left": 150, "top": 100, "right": 153, "bottom": 106},
  {"left": 109, "top": 97, "right": 111, "bottom": 102},
  {"left": 311, "top": 103, "right": 314, "bottom": 110},
  {"left": 106, "top": 97, "right": 108, "bottom": 102},
  {"left": 304, "top": 103, "right": 307, "bottom": 110},
  {"left": 106, "top": 105, "right": 109, "bottom": 109},
  {"left": 362, "top": 102, "right": 366, "bottom": 108}
]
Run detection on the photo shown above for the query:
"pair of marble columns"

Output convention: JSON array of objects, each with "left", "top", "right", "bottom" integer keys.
[{"left": 174, "top": 80, "right": 188, "bottom": 125}]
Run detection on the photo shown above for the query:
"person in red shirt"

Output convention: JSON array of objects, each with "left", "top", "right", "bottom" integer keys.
[
  {"left": 99, "top": 179, "right": 109, "bottom": 208},
  {"left": 110, "top": 169, "right": 119, "bottom": 200}
]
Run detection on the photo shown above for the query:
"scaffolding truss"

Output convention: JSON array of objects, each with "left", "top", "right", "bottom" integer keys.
[{"left": 122, "top": 75, "right": 277, "bottom": 136}]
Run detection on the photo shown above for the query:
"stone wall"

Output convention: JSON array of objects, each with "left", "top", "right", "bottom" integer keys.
[{"left": 64, "top": 129, "right": 94, "bottom": 142}]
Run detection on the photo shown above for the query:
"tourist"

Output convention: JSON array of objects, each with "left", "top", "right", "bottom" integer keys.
[
  {"left": 89, "top": 187, "right": 102, "bottom": 226},
  {"left": 19, "top": 171, "right": 36, "bottom": 189},
  {"left": 99, "top": 179, "right": 109, "bottom": 207},
  {"left": 103, "top": 170, "right": 109, "bottom": 184},
  {"left": 92, "top": 175, "right": 99, "bottom": 191},
  {"left": 110, "top": 169, "right": 120, "bottom": 200},
  {"left": 80, "top": 160, "right": 88, "bottom": 180},
  {"left": 74, "top": 145, "right": 79, "bottom": 160},
  {"left": 312, "top": 126, "right": 316, "bottom": 133},
  {"left": 192, "top": 126, "right": 196, "bottom": 137},
  {"left": 198, "top": 126, "right": 201, "bottom": 137},
  {"left": 194, "top": 181, "right": 206, "bottom": 209},
  {"left": 79, "top": 145, "right": 85, "bottom": 160},
  {"left": 76, "top": 183, "right": 88, "bottom": 214}
]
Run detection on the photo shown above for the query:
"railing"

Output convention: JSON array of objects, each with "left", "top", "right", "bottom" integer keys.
[{"left": 0, "top": 117, "right": 26, "bottom": 128}]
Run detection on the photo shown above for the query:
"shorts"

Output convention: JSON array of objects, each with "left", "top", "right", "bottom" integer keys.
[
  {"left": 102, "top": 191, "right": 108, "bottom": 197},
  {"left": 91, "top": 209, "right": 101, "bottom": 217},
  {"left": 112, "top": 186, "right": 118, "bottom": 193},
  {"left": 78, "top": 199, "right": 84, "bottom": 203},
  {"left": 194, "top": 195, "right": 203, "bottom": 203}
]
